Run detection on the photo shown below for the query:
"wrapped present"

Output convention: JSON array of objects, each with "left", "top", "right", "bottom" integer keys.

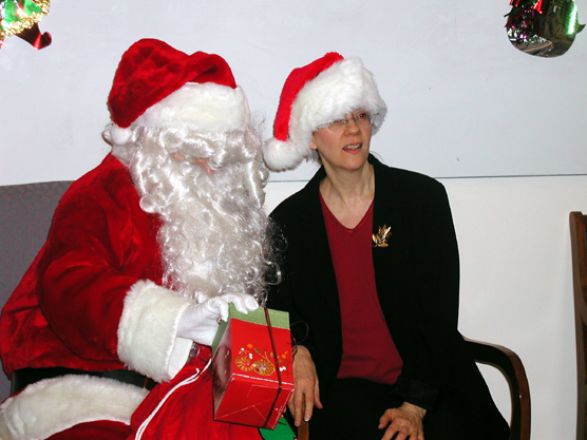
[{"left": 211, "top": 305, "right": 294, "bottom": 429}]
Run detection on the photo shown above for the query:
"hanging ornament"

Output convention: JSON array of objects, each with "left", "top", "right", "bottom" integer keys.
[
  {"left": 506, "top": 0, "right": 585, "bottom": 57},
  {"left": 0, "top": 0, "right": 51, "bottom": 49}
]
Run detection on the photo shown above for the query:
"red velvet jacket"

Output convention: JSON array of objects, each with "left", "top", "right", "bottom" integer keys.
[
  {"left": 0, "top": 154, "right": 260, "bottom": 440},
  {"left": 0, "top": 154, "right": 163, "bottom": 375}
]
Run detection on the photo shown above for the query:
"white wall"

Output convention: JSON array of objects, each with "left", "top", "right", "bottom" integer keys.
[
  {"left": 448, "top": 175, "right": 584, "bottom": 440},
  {"left": 266, "top": 173, "right": 587, "bottom": 440},
  {"left": 1, "top": 0, "right": 586, "bottom": 183}
]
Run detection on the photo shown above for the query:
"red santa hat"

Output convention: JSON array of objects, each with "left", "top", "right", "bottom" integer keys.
[
  {"left": 263, "top": 52, "right": 387, "bottom": 171},
  {"left": 107, "top": 38, "right": 249, "bottom": 145}
]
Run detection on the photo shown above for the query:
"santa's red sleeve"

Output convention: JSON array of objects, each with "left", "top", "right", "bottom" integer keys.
[{"left": 1, "top": 155, "right": 193, "bottom": 383}]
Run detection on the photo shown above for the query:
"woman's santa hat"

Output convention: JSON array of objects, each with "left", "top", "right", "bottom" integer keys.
[
  {"left": 106, "top": 38, "right": 249, "bottom": 145},
  {"left": 263, "top": 52, "right": 387, "bottom": 171}
]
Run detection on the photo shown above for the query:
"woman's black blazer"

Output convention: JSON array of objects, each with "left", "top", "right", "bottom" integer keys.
[{"left": 267, "top": 155, "right": 508, "bottom": 434}]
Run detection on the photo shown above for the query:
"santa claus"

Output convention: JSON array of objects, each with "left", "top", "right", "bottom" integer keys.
[{"left": 0, "top": 38, "right": 269, "bottom": 439}]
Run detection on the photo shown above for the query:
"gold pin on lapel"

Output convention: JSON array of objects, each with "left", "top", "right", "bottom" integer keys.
[{"left": 372, "top": 225, "right": 392, "bottom": 248}]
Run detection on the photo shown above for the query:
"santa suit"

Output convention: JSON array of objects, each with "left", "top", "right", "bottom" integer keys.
[{"left": 0, "top": 154, "right": 261, "bottom": 440}]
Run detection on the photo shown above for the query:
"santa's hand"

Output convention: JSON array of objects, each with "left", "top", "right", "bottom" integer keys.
[{"left": 177, "top": 293, "right": 259, "bottom": 346}]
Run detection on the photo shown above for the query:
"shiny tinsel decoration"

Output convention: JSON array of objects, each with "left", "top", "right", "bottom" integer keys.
[
  {"left": 0, "top": 0, "right": 51, "bottom": 49},
  {"left": 506, "top": 0, "right": 584, "bottom": 57}
]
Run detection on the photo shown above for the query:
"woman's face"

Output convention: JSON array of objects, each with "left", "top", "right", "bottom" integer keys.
[{"left": 310, "top": 109, "right": 373, "bottom": 174}]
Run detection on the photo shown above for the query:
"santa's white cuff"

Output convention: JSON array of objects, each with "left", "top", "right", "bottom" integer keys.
[
  {"left": 0, "top": 375, "right": 147, "bottom": 440},
  {"left": 117, "top": 280, "right": 193, "bottom": 382}
]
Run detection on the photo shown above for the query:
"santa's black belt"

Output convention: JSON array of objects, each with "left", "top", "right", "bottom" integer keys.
[{"left": 11, "top": 367, "right": 157, "bottom": 394}]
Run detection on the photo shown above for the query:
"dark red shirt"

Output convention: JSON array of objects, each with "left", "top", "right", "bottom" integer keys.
[{"left": 320, "top": 194, "right": 403, "bottom": 384}]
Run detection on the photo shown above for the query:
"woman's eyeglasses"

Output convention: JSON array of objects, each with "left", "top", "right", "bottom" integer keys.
[{"left": 324, "top": 111, "right": 372, "bottom": 132}]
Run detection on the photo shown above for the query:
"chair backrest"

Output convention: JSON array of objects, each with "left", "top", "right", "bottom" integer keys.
[
  {"left": 570, "top": 211, "right": 587, "bottom": 440},
  {"left": 0, "top": 181, "right": 71, "bottom": 400}
]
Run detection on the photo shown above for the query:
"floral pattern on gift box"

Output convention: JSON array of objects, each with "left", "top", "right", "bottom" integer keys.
[{"left": 235, "top": 343, "right": 290, "bottom": 376}]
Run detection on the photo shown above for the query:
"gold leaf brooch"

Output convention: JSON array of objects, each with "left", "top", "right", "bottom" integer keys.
[{"left": 372, "top": 225, "right": 392, "bottom": 248}]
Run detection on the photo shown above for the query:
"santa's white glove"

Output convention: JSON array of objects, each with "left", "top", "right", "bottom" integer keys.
[{"left": 177, "top": 293, "right": 259, "bottom": 346}]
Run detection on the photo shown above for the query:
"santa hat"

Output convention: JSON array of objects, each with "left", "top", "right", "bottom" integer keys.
[
  {"left": 263, "top": 52, "right": 387, "bottom": 171},
  {"left": 107, "top": 38, "right": 249, "bottom": 145}
]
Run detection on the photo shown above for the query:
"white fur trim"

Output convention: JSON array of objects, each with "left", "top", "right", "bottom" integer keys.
[
  {"left": 110, "top": 125, "right": 133, "bottom": 145},
  {"left": 265, "top": 57, "right": 387, "bottom": 172},
  {"left": 117, "top": 280, "right": 193, "bottom": 382},
  {"left": 0, "top": 375, "right": 147, "bottom": 440},
  {"left": 137, "top": 82, "right": 250, "bottom": 132},
  {"left": 291, "top": 57, "right": 387, "bottom": 142}
]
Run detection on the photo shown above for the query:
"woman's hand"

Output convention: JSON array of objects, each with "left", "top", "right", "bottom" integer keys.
[
  {"left": 378, "top": 402, "right": 426, "bottom": 440},
  {"left": 288, "top": 345, "right": 323, "bottom": 426}
]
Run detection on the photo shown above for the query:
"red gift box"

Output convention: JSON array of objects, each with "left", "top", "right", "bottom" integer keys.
[{"left": 211, "top": 306, "right": 294, "bottom": 429}]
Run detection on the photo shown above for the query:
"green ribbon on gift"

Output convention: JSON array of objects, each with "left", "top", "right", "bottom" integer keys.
[
  {"left": 259, "top": 416, "right": 296, "bottom": 440},
  {"left": 211, "top": 305, "right": 290, "bottom": 354}
]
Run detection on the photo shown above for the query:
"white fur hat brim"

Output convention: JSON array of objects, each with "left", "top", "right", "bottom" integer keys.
[{"left": 109, "top": 82, "right": 250, "bottom": 145}]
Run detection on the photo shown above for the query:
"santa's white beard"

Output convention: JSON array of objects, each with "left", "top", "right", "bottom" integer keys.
[
  {"left": 155, "top": 170, "right": 266, "bottom": 303},
  {"left": 114, "top": 127, "right": 269, "bottom": 304}
]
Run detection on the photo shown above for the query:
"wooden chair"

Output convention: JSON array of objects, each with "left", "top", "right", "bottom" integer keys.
[
  {"left": 466, "top": 339, "right": 531, "bottom": 440},
  {"left": 297, "top": 421, "right": 309, "bottom": 440},
  {"left": 295, "top": 339, "right": 530, "bottom": 440},
  {"left": 570, "top": 211, "right": 587, "bottom": 440}
]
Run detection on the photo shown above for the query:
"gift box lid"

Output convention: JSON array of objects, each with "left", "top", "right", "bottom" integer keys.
[{"left": 212, "top": 305, "right": 290, "bottom": 354}]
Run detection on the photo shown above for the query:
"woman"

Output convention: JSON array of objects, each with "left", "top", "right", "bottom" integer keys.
[{"left": 263, "top": 52, "right": 509, "bottom": 440}]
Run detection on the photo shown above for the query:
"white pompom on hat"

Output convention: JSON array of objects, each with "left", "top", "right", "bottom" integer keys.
[
  {"left": 106, "top": 38, "right": 249, "bottom": 145},
  {"left": 263, "top": 52, "right": 387, "bottom": 172}
]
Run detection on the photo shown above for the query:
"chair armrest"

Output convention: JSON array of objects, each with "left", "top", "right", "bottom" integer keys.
[
  {"left": 465, "top": 338, "right": 531, "bottom": 440},
  {"left": 297, "top": 420, "right": 309, "bottom": 440}
]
